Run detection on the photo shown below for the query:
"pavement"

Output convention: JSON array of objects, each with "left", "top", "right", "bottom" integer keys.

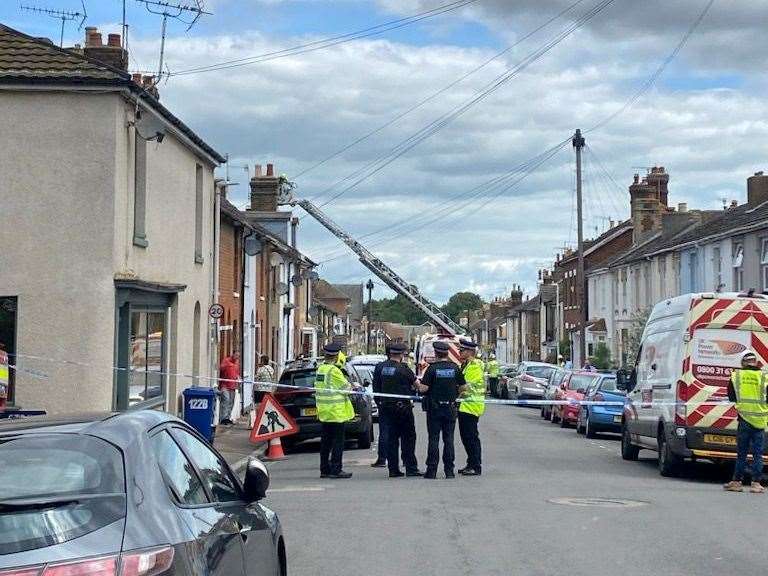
[
  {"left": 214, "top": 416, "right": 265, "bottom": 477},
  {"left": 245, "top": 404, "right": 768, "bottom": 576}
]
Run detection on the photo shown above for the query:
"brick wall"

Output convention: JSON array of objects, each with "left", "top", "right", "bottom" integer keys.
[{"left": 218, "top": 216, "right": 243, "bottom": 360}]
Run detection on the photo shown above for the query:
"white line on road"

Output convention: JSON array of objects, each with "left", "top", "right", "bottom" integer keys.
[{"left": 268, "top": 486, "right": 328, "bottom": 493}]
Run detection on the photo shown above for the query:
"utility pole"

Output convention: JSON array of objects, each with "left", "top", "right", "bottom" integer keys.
[
  {"left": 365, "top": 279, "right": 374, "bottom": 354},
  {"left": 573, "top": 129, "right": 586, "bottom": 368}
]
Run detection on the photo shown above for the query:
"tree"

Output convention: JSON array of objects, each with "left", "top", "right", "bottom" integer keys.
[
  {"left": 369, "top": 294, "right": 428, "bottom": 325},
  {"left": 623, "top": 308, "right": 650, "bottom": 368},
  {"left": 591, "top": 343, "right": 612, "bottom": 370},
  {"left": 441, "top": 292, "right": 484, "bottom": 323},
  {"left": 559, "top": 338, "right": 571, "bottom": 361}
]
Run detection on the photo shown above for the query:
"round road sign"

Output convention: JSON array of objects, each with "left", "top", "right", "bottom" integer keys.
[{"left": 208, "top": 303, "right": 225, "bottom": 319}]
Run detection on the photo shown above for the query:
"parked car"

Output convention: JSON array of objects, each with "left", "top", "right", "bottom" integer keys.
[
  {"left": 493, "top": 365, "right": 518, "bottom": 398},
  {"left": 541, "top": 367, "right": 568, "bottom": 420},
  {"left": 576, "top": 373, "right": 623, "bottom": 437},
  {"left": 0, "top": 410, "right": 286, "bottom": 576},
  {"left": 551, "top": 371, "right": 601, "bottom": 427},
  {"left": 275, "top": 358, "right": 374, "bottom": 451},
  {"left": 507, "top": 362, "right": 558, "bottom": 400},
  {"left": 347, "top": 354, "right": 386, "bottom": 421},
  {"left": 620, "top": 292, "right": 768, "bottom": 477}
]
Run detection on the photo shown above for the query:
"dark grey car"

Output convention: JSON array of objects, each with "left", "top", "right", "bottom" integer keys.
[{"left": 0, "top": 410, "right": 286, "bottom": 575}]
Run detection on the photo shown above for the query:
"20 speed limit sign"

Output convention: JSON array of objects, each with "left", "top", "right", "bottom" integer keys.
[{"left": 208, "top": 303, "right": 225, "bottom": 319}]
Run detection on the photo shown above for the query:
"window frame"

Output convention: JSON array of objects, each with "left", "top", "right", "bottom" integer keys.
[
  {"left": 133, "top": 132, "right": 148, "bottom": 248},
  {"left": 0, "top": 296, "right": 18, "bottom": 405},
  {"left": 149, "top": 428, "right": 210, "bottom": 508},
  {"left": 712, "top": 245, "right": 722, "bottom": 290},
  {"left": 761, "top": 238, "right": 768, "bottom": 292},
  {"left": 194, "top": 163, "right": 204, "bottom": 264},
  {"left": 733, "top": 241, "right": 745, "bottom": 291},
  {"left": 127, "top": 307, "right": 167, "bottom": 409}
]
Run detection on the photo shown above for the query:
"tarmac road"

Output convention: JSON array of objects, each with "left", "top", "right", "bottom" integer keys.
[{"left": 259, "top": 405, "right": 766, "bottom": 576}]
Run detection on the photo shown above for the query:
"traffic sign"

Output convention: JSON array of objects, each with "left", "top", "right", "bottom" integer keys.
[
  {"left": 208, "top": 303, "right": 224, "bottom": 319},
  {"left": 249, "top": 393, "right": 299, "bottom": 443}
]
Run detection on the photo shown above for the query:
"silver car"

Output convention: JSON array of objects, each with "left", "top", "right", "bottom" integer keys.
[{"left": 508, "top": 362, "right": 558, "bottom": 400}]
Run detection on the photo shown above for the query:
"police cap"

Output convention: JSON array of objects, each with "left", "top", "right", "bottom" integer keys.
[
  {"left": 388, "top": 341, "right": 408, "bottom": 354},
  {"left": 459, "top": 338, "right": 478, "bottom": 350},
  {"left": 323, "top": 342, "right": 342, "bottom": 355},
  {"left": 433, "top": 340, "right": 451, "bottom": 353}
]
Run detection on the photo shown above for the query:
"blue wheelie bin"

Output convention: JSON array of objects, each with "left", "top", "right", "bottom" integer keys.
[{"left": 183, "top": 387, "right": 217, "bottom": 443}]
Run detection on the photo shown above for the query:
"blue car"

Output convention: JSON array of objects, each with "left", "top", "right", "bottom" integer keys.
[{"left": 576, "top": 373, "right": 625, "bottom": 437}]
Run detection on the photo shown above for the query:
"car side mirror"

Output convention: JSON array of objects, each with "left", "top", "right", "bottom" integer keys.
[{"left": 243, "top": 457, "right": 270, "bottom": 502}]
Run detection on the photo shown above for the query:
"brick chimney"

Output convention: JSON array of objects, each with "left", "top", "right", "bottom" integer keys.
[
  {"left": 82, "top": 27, "right": 128, "bottom": 71},
  {"left": 629, "top": 169, "right": 668, "bottom": 245},
  {"left": 249, "top": 163, "right": 280, "bottom": 212},
  {"left": 747, "top": 171, "right": 768, "bottom": 207}
]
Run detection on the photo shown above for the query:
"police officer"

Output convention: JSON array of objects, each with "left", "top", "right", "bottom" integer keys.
[
  {"left": 372, "top": 341, "right": 422, "bottom": 478},
  {"left": 316, "top": 343, "right": 354, "bottom": 479},
  {"left": 370, "top": 343, "right": 394, "bottom": 468},
  {"left": 418, "top": 340, "right": 464, "bottom": 479},
  {"left": 458, "top": 338, "right": 485, "bottom": 476},
  {"left": 486, "top": 353, "right": 499, "bottom": 396},
  {"left": 724, "top": 350, "right": 768, "bottom": 493}
]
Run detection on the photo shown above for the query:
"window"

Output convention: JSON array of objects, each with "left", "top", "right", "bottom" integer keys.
[
  {"left": 0, "top": 296, "right": 17, "bottom": 404},
  {"left": 644, "top": 263, "right": 653, "bottom": 306},
  {"left": 633, "top": 267, "right": 641, "bottom": 311},
  {"left": 713, "top": 246, "right": 722, "bottom": 291},
  {"left": 172, "top": 428, "right": 241, "bottom": 502},
  {"left": 762, "top": 239, "right": 768, "bottom": 291},
  {"left": 658, "top": 255, "right": 667, "bottom": 297},
  {"left": 689, "top": 251, "right": 699, "bottom": 292},
  {"left": 133, "top": 133, "right": 148, "bottom": 247},
  {"left": 620, "top": 268, "right": 627, "bottom": 305},
  {"left": 151, "top": 430, "right": 208, "bottom": 505},
  {"left": 194, "top": 163, "right": 204, "bottom": 263},
  {"left": 733, "top": 242, "right": 744, "bottom": 291},
  {"left": 129, "top": 310, "right": 166, "bottom": 406}
]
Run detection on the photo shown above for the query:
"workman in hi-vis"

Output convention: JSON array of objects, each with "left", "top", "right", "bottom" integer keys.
[
  {"left": 485, "top": 353, "right": 499, "bottom": 396},
  {"left": 458, "top": 338, "right": 485, "bottom": 476},
  {"left": 724, "top": 350, "right": 768, "bottom": 493},
  {"left": 316, "top": 342, "right": 355, "bottom": 479}
]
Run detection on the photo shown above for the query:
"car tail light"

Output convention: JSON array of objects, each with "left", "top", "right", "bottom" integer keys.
[
  {"left": 675, "top": 380, "right": 688, "bottom": 426},
  {"left": 1, "top": 548, "right": 173, "bottom": 576}
]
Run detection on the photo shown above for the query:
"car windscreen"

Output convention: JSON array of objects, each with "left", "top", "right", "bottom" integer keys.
[
  {"left": 354, "top": 366, "right": 375, "bottom": 384},
  {"left": 599, "top": 377, "right": 618, "bottom": 392},
  {"left": 0, "top": 433, "right": 126, "bottom": 555},
  {"left": 568, "top": 375, "right": 598, "bottom": 391},
  {"left": 282, "top": 371, "right": 317, "bottom": 388},
  {"left": 527, "top": 366, "right": 555, "bottom": 379}
]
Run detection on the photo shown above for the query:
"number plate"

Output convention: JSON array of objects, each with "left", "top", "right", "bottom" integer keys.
[
  {"left": 704, "top": 433, "right": 737, "bottom": 446},
  {"left": 613, "top": 415, "right": 622, "bottom": 423},
  {"left": 301, "top": 407, "right": 318, "bottom": 417}
]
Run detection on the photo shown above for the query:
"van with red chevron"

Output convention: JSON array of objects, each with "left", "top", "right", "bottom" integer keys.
[{"left": 618, "top": 291, "right": 768, "bottom": 477}]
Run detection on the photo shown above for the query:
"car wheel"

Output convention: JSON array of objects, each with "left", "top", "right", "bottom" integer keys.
[
  {"left": 621, "top": 423, "right": 639, "bottom": 461},
  {"left": 658, "top": 429, "right": 682, "bottom": 477},
  {"left": 585, "top": 414, "right": 597, "bottom": 438}
]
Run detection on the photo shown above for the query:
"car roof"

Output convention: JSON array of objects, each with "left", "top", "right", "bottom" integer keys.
[
  {"left": 0, "top": 410, "right": 180, "bottom": 445},
  {"left": 522, "top": 362, "right": 557, "bottom": 367},
  {"left": 348, "top": 355, "right": 386, "bottom": 365}
]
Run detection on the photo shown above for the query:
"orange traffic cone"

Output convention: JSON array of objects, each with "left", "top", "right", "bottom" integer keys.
[{"left": 263, "top": 437, "right": 287, "bottom": 461}]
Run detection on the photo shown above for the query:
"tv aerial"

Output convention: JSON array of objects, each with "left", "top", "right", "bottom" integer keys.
[
  {"left": 20, "top": 1, "right": 87, "bottom": 47},
  {"left": 134, "top": 0, "right": 211, "bottom": 81}
]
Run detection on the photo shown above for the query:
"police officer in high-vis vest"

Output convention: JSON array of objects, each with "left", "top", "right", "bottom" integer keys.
[
  {"left": 486, "top": 353, "right": 499, "bottom": 396},
  {"left": 458, "top": 338, "right": 485, "bottom": 476},
  {"left": 316, "top": 343, "right": 355, "bottom": 479},
  {"left": 724, "top": 350, "right": 768, "bottom": 493},
  {"left": 418, "top": 340, "right": 465, "bottom": 479}
]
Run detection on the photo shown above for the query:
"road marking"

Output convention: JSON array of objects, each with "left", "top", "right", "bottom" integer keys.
[
  {"left": 269, "top": 486, "right": 328, "bottom": 493},
  {"left": 548, "top": 497, "right": 649, "bottom": 508}
]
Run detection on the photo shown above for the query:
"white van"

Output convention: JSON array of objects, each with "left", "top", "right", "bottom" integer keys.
[
  {"left": 619, "top": 292, "right": 768, "bottom": 477},
  {"left": 414, "top": 333, "right": 462, "bottom": 377}
]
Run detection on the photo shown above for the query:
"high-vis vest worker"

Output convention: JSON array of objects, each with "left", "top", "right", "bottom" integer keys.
[
  {"left": 0, "top": 350, "right": 8, "bottom": 401},
  {"left": 732, "top": 369, "right": 768, "bottom": 430},
  {"left": 315, "top": 362, "right": 355, "bottom": 423},
  {"left": 460, "top": 358, "right": 486, "bottom": 417},
  {"left": 486, "top": 359, "right": 500, "bottom": 378},
  {"left": 335, "top": 351, "right": 347, "bottom": 368}
]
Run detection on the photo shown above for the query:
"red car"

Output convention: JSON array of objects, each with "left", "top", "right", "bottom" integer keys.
[{"left": 551, "top": 371, "right": 600, "bottom": 428}]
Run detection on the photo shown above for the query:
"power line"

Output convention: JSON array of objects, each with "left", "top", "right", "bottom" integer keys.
[
  {"left": 295, "top": 0, "right": 589, "bottom": 183},
  {"left": 309, "top": 0, "right": 617, "bottom": 211},
  {"left": 169, "top": 0, "right": 480, "bottom": 77}
]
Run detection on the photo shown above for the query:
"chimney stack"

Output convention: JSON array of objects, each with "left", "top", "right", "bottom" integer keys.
[
  {"left": 678, "top": 202, "right": 688, "bottom": 213},
  {"left": 629, "top": 168, "right": 669, "bottom": 245},
  {"left": 646, "top": 166, "right": 670, "bottom": 207},
  {"left": 82, "top": 27, "right": 128, "bottom": 71},
  {"left": 249, "top": 162, "right": 281, "bottom": 212},
  {"left": 747, "top": 171, "right": 768, "bottom": 207}
]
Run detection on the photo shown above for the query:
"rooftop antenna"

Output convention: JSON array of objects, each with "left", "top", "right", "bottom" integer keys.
[
  {"left": 20, "top": 1, "right": 87, "bottom": 47},
  {"left": 134, "top": 0, "right": 211, "bottom": 81}
]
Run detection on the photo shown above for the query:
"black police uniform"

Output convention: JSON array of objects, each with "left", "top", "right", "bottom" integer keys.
[
  {"left": 373, "top": 350, "right": 420, "bottom": 477},
  {"left": 421, "top": 353, "right": 465, "bottom": 478}
]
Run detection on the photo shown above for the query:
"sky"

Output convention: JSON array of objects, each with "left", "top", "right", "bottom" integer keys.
[{"left": 3, "top": 0, "right": 768, "bottom": 304}]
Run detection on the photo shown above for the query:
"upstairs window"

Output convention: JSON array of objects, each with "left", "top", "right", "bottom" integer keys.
[
  {"left": 733, "top": 242, "right": 744, "bottom": 292},
  {"left": 761, "top": 238, "right": 768, "bottom": 292},
  {"left": 713, "top": 246, "right": 722, "bottom": 291},
  {"left": 194, "top": 164, "right": 204, "bottom": 264},
  {"left": 133, "top": 134, "right": 148, "bottom": 247}
]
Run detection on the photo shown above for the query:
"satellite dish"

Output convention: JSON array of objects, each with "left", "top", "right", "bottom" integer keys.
[
  {"left": 244, "top": 235, "right": 263, "bottom": 256},
  {"left": 277, "top": 282, "right": 289, "bottom": 296}
]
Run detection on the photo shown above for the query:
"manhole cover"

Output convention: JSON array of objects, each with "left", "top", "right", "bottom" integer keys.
[{"left": 548, "top": 497, "right": 648, "bottom": 508}]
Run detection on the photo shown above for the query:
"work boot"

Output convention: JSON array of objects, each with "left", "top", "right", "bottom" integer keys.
[
  {"left": 370, "top": 459, "right": 387, "bottom": 468},
  {"left": 445, "top": 470, "right": 455, "bottom": 479},
  {"left": 458, "top": 467, "right": 470, "bottom": 474},
  {"left": 406, "top": 469, "right": 423, "bottom": 477},
  {"left": 328, "top": 471, "right": 353, "bottom": 479},
  {"left": 423, "top": 469, "right": 437, "bottom": 480},
  {"left": 724, "top": 480, "right": 744, "bottom": 492},
  {"left": 750, "top": 482, "right": 766, "bottom": 494},
  {"left": 389, "top": 470, "right": 405, "bottom": 478},
  {"left": 460, "top": 468, "right": 481, "bottom": 476}
]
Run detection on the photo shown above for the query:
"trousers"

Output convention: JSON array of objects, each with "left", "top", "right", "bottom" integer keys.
[
  {"left": 426, "top": 403, "right": 456, "bottom": 473},
  {"left": 458, "top": 411, "right": 482, "bottom": 472},
  {"left": 377, "top": 414, "right": 391, "bottom": 463},
  {"left": 219, "top": 388, "right": 235, "bottom": 423},
  {"left": 734, "top": 417, "right": 765, "bottom": 482},
  {"left": 380, "top": 404, "right": 419, "bottom": 474},
  {"left": 320, "top": 422, "right": 346, "bottom": 475}
]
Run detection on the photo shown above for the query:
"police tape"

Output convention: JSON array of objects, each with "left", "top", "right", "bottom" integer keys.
[{"left": 7, "top": 351, "right": 740, "bottom": 409}]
